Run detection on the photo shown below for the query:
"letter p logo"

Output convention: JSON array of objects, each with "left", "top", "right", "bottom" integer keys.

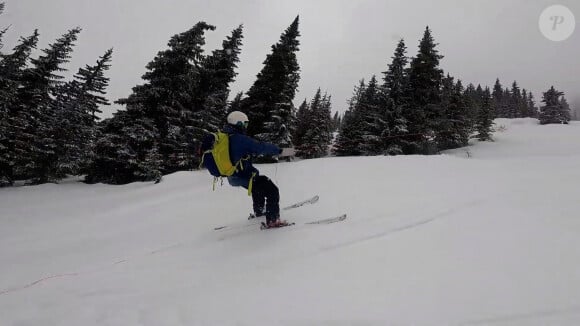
[
  {"left": 540, "top": 5, "right": 575, "bottom": 41},
  {"left": 550, "top": 15, "right": 565, "bottom": 30}
]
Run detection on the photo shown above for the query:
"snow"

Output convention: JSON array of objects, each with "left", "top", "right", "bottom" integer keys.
[{"left": 2, "top": 118, "right": 580, "bottom": 325}]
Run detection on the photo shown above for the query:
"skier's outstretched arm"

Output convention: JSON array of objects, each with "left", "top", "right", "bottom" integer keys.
[{"left": 240, "top": 135, "right": 281, "bottom": 157}]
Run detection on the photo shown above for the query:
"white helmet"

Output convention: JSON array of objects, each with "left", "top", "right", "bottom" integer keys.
[{"left": 227, "top": 111, "right": 249, "bottom": 128}]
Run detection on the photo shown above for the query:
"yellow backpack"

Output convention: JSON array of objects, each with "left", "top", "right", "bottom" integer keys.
[{"left": 200, "top": 131, "right": 240, "bottom": 177}]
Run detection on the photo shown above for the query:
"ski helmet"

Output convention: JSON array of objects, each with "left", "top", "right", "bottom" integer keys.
[{"left": 227, "top": 111, "right": 249, "bottom": 128}]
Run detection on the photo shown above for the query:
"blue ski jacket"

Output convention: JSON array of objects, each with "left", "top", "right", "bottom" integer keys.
[{"left": 223, "top": 125, "right": 281, "bottom": 188}]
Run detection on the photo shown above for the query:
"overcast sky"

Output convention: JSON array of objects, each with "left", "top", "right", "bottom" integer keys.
[{"left": 3, "top": 0, "right": 579, "bottom": 118}]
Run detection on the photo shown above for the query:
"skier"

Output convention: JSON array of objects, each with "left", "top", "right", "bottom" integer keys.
[{"left": 221, "top": 111, "right": 289, "bottom": 228}]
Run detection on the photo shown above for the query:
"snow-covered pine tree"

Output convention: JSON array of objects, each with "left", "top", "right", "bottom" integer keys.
[
  {"left": 185, "top": 25, "right": 245, "bottom": 169},
  {"left": 295, "top": 89, "right": 332, "bottom": 158},
  {"left": 292, "top": 98, "right": 309, "bottom": 151},
  {"left": 113, "top": 22, "right": 215, "bottom": 178},
  {"left": 333, "top": 80, "right": 366, "bottom": 156},
  {"left": 539, "top": 86, "right": 568, "bottom": 125},
  {"left": 358, "top": 75, "right": 387, "bottom": 155},
  {"left": 383, "top": 39, "right": 408, "bottom": 108},
  {"left": 86, "top": 110, "right": 161, "bottom": 184},
  {"left": 476, "top": 87, "right": 494, "bottom": 141},
  {"left": 437, "top": 75, "right": 470, "bottom": 150},
  {"left": 13, "top": 28, "right": 81, "bottom": 183},
  {"left": 52, "top": 49, "right": 112, "bottom": 178},
  {"left": 320, "top": 93, "right": 333, "bottom": 148},
  {"left": 503, "top": 87, "right": 512, "bottom": 117},
  {"left": 521, "top": 89, "right": 529, "bottom": 118},
  {"left": 403, "top": 26, "right": 444, "bottom": 154},
  {"left": 194, "top": 25, "right": 244, "bottom": 138},
  {"left": 509, "top": 81, "right": 521, "bottom": 118},
  {"left": 527, "top": 91, "right": 537, "bottom": 118},
  {"left": 241, "top": 16, "right": 300, "bottom": 147},
  {"left": 560, "top": 96, "right": 571, "bottom": 122},
  {"left": 472, "top": 84, "right": 484, "bottom": 125},
  {"left": 463, "top": 83, "right": 480, "bottom": 134},
  {"left": 0, "top": 30, "right": 39, "bottom": 185},
  {"left": 492, "top": 78, "right": 505, "bottom": 118},
  {"left": 381, "top": 38, "right": 409, "bottom": 155}
]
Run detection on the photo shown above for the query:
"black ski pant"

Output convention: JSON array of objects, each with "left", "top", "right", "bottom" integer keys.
[{"left": 251, "top": 175, "right": 279, "bottom": 222}]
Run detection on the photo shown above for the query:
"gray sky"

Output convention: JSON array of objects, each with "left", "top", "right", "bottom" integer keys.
[{"left": 3, "top": 0, "right": 580, "bottom": 118}]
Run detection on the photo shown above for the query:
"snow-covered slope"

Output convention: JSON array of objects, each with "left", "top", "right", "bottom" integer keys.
[{"left": 1, "top": 119, "right": 580, "bottom": 325}]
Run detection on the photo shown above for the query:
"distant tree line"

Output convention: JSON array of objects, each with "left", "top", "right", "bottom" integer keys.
[
  {"left": 333, "top": 28, "right": 496, "bottom": 156},
  {"left": 332, "top": 27, "right": 571, "bottom": 156},
  {"left": 0, "top": 2, "right": 574, "bottom": 186}
]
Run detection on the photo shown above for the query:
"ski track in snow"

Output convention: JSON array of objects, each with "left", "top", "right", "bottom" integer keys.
[
  {"left": 0, "top": 273, "right": 80, "bottom": 295},
  {"left": 458, "top": 305, "right": 580, "bottom": 325},
  {"left": 321, "top": 198, "right": 487, "bottom": 252},
  {"left": 0, "top": 241, "right": 186, "bottom": 296},
  {"left": 0, "top": 193, "right": 509, "bottom": 298}
]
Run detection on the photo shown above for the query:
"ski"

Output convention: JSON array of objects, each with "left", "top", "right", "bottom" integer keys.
[
  {"left": 282, "top": 195, "right": 319, "bottom": 210},
  {"left": 247, "top": 195, "right": 319, "bottom": 220},
  {"left": 305, "top": 214, "right": 347, "bottom": 225}
]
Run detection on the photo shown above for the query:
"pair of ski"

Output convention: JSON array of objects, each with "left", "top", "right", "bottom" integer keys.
[{"left": 213, "top": 195, "right": 347, "bottom": 231}]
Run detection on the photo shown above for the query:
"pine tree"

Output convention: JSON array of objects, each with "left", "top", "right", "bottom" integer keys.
[
  {"left": 53, "top": 49, "right": 112, "bottom": 178},
  {"left": 382, "top": 100, "right": 408, "bottom": 155},
  {"left": 509, "top": 81, "right": 521, "bottom": 118},
  {"left": 241, "top": 16, "right": 300, "bottom": 147},
  {"left": 492, "top": 78, "right": 505, "bottom": 118},
  {"left": 539, "top": 86, "right": 569, "bottom": 125},
  {"left": 187, "top": 25, "right": 244, "bottom": 169},
  {"left": 98, "top": 22, "right": 220, "bottom": 183},
  {"left": 13, "top": 28, "right": 81, "bottom": 183},
  {"left": 0, "top": 31, "right": 39, "bottom": 105},
  {"left": 115, "top": 22, "right": 216, "bottom": 175},
  {"left": 527, "top": 91, "right": 537, "bottom": 118},
  {"left": 0, "top": 30, "right": 39, "bottom": 185},
  {"left": 560, "top": 96, "right": 571, "bottom": 122},
  {"left": 403, "top": 26, "right": 444, "bottom": 154},
  {"left": 91, "top": 23, "right": 243, "bottom": 183},
  {"left": 87, "top": 110, "right": 161, "bottom": 184},
  {"left": 295, "top": 89, "right": 332, "bottom": 158},
  {"left": 359, "top": 75, "right": 387, "bottom": 155},
  {"left": 333, "top": 80, "right": 366, "bottom": 156},
  {"left": 463, "top": 83, "right": 481, "bottom": 134},
  {"left": 438, "top": 75, "right": 470, "bottom": 150},
  {"left": 476, "top": 87, "right": 494, "bottom": 141},
  {"left": 521, "top": 89, "right": 529, "bottom": 117},
  {"left": 503, "top": 87, "right": 512, "bottom": 117},
  {"left": 194, "top": 25, "right": 244, "bottom": 134},
  {"left": 382, "top": 39, "right": 408, "bottom": 107},
  {"left": 317, "top": 93, "right": 333, "bottom": 155},
  {"left": 381, "top": 38, "right": 409, "bottom": 155},
  {"left": 292, "top": 98, "right": 309, "bottom": 150},
  {"left": 472, "top": 84, "right": 484, "bottom": 124}
]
